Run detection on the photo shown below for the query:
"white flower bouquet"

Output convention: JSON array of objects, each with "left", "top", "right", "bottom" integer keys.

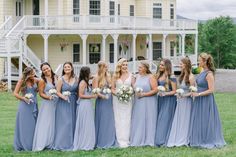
[
  {"left": 175, "top": 88, "right": 185, "bottom": 98},
  {"left": 102, "top": 88, "right": 112, "bottom": 99},
  {"left": 189, "top": 86, "right": 198, "bottom": 92},
  {"left": 92, "top": 88, "right": 101, "bottom": 94},
  {"left": 24, "top": 93, "right": 34, "bottom": 104},
  {"left": 49, "top": 88, "right": 58, "bottom": 99},
  {"left": 157, "top": 86, "right": 166, "bottom": 95},
  {"left": 62, "top": 91, "right": 71, "bottom": 103},
  {"left": 135, "top": 87, "right": 143, "bottom": 93},
  {"left": 116, "top": 85, "right": 134, "bottom": 103}
]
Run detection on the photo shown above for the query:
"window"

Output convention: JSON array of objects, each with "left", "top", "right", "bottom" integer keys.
[
  {"left": 109, "top": 43, "right": 114, "bottom": 63},
  {"left": 73, "top": 44, "right": 80, "bottom": 63},
  {"left": 130, "top": 5, "right": 134, "bottom": 16},
  {"left": 153, "top": 3, "right": 162, "bottom": 19},
  {"left": 170, "top": 4, "right": 174, "bottom": 19},
  {"left": 153, "top": 42, "right": 162, "bottom": 60},
  {"left": 118, "top": 4, "right": 120, "bottom": 15},
  {"left": 170, "top": 41, "right": 175, "bottom": 57},
  {"left": 109, "top": 1, "right": 115, "bottom": 23},
  {"left": 89, "top": 43, "right": 101, "bottom": 64},
  {"left": 89, "top": 0, "right": 101, "bottom": 15},
  {"left": 73, "top": 0, "right": 80, "bottom": 22}
]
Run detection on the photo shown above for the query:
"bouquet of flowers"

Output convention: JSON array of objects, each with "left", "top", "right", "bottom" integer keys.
[
  {"left": 102, "top": 88, "right": 111, "bottom": 99},
  {"left": 62, "top": 91, "right": 71, "bottom": 103},
  {"left": 49, "top": 88, "right": 57, "bottom": 99},
  {"left": 24, "top": 93, "right": 34, "bottom": 104},
  {"left": 92, "top": 88, "right": 101, "bottom": 94},
  {"left": 175, "top": 88, "right": 185, "bottom": 98},
  {"left": 116, "top": 85, "right": 134, "bottom": 103},
  {"left": 189, "top": 86, "right": 198, "bottom": 92},
  {"left": 157, "top": 86, "right": 166, "bottom": 95},
  {"left": 135, "top": 87, "right": 143, "bottom": 93}
]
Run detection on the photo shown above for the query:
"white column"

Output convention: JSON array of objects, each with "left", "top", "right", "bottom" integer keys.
[
  {"left": 112, "top": 34, "right": 119, "bottom": 66},
  {"left": 81, "top": 34, "right": 88, "bottom": 65},
  {"left": 7, "top": 56, "right": 11, "bottom": 91},
  {"left": 162, "top": 34, "right": 167, "bottom": 58},
  {"left": 102, "top": 34, "right": 108, "bottom": 61},
  {"left": 44, "top": 0, "right": 48, "bottom": 29},
  {"left": 149, "top": 34, "right": 153, "bottom": 61},
  {"left": 43, "top": 34, "right": 49, "bottom": 62},
  {"left": 178, "top": 35, "right": 182, "bottom": 55},
  {"left": 181, "top": 34, "right": 186, "bottom": 56},
  {"left": 194, "top": 33, "right": 198, "bottom": 64},
  {"left": 132, "top": 34, "right": 137, "bottom": 73},
  {"left": 19, "top": 38, "right": 23, "bottom": 77},
  {"left": 23, "top": 34, "right": 28, "bottom": 55}
]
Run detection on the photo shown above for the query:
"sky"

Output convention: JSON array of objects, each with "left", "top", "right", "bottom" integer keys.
[{"left": 176, "top": 0, "right": 236, "bottom": 20}]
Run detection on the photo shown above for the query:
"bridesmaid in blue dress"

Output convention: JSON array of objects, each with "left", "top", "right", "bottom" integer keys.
[
  {"left": 130, "top": 61, "right": 158, "bottom": 147},
  {"left": 167, "top": 57, "right": 195, "bottom": 147},
  {"left": 73, "top": 66, "right": 96, "bottom": 151},
  {"left": 155, "top": 59, "right": 177, "bottom": 146},
  {"left": 33, "top": 62, "right": 58, "bottom": 151},
  {"left": 53, "top": 62, "right": 78, "bottom": 150},
  {"left": 93, "top": 61, "right": 116, "bottom": 149},
  {"left": 13, "top": 67, "right": 39, "bottom": 151},
  {"left": 189, "top": 53, "right": 226, "bottom": 148}
]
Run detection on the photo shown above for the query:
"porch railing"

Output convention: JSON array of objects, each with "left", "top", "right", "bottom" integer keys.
[{"left": 0, "top": 16, "right": 13, "bottom": 38}]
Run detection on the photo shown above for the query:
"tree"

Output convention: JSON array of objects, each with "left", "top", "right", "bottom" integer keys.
[{"left": 199, "top": 16, "right": 236, "bottom": 68}]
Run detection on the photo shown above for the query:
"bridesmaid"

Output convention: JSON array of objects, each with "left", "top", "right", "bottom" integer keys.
[
  {"left": 189, "top": 53, "right": 226, "bottom": 148},
  {"left": 13, "top": 67, "right": 39, "bottom": 151},
  {"left": 130, "top": 61, "right": 158, "bottom": 147},
  {"left": 167, "top": 57, "right": 195, "bottom": 147},
  {"left": 73, "top": 67, "right": 96, "bottom": 151},
  {"left": 53, "top": 62, "right": 78, "bottom": 150},
  {"left": 93, "top": 61, "right": 116, "bottom": 149},
  {"left": 33, "top": 62, "right": 58, "bottom": 151},
  {"left": 155, "top": 59, "right": 177, "bottom": 146}
]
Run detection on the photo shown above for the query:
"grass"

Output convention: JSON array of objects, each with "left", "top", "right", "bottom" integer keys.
[{"left": 0, "top": 92, "right": 236, "bottom": 157}]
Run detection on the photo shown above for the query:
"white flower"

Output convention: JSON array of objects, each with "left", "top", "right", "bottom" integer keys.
[
  {"left": 103, "top": 88, "right": 111, "bottom": 94},
  {"left": 25, "top": 93, "right": 33, "bottom": 99},
  {"left": 158, "top": 86, "right": 166, "bottom": 92},
  {"left": 189, "top": 86, "right": 198, "bottom": 92},
  {"left": 49, "top": 89, "right": 57, "bottom": 95},
  {"left": 92, "top": 88, "right": 101, "bottom": 94},
  {"left": 176, "top": 89, "right": 184, "bottom": 95},
  {"left": 62, "top": 91, "right": 71, "bottom": 96},
  {"left": 135, "top": 87, "right": 143, "bottom": 93}
]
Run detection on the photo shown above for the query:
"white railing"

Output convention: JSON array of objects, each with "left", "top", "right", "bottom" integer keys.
[
  {"left": 23, "top": 15, "right": 198, "bottom": 31},
  {"left": 6, "top": 16, "right": 26, "bottom": 39},
  {"left": 0, "top": 16, "right": 13, "bottom": 38}
]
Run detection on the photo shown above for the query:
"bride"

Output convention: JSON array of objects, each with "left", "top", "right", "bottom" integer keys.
[{"left": 111, "top": 58, "right": 134, "bottom": 148}]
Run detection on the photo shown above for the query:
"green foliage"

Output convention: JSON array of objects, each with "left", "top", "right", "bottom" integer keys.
[
  {"left": 198, "top": 16, "right": 236, "bottom": 68},
  {"left": 1, "top": 92, "right": 236, "bottom": 156}
]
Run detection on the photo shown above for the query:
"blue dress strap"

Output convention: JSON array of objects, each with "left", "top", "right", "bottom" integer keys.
[{"left": 169, "top": 76, "right": 177, "bottom": 83}]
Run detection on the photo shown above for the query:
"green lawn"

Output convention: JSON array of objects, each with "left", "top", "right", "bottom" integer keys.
[{"left": 0, "top": 92, "right": 236, "bottom": 157}]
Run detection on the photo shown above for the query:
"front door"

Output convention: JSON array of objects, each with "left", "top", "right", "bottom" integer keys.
[{"left": 16, "top": 0, "right": 23, "bottom": 21}]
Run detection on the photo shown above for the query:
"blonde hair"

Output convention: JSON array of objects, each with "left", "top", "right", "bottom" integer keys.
[
  {"left": 156, "top": 58, "right": 172, "bottom": 90},
  {"left": 199, "top": 52, "right": 215, "bottom": 74},
  {"left": 114, "top": 58, "right": 128, "bottom": 80},
  {"left": 179, "top": 57, "right": 192, "bottom": 85},
  {"left": 140, "top": 61, "right": 151, "bottom": 74},
  {"left": 21, "top": 67, "right": 35, "bottom": 92},
  {"left": 97, "top": 61, "right": 111, "bottom": 88}
]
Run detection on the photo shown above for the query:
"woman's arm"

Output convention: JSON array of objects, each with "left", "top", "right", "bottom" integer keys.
[
  {"left": 38, "top": 79, "right": 52, "bottom": 100},
  {"left": 164, "top": 78, "right": 177, "bottom": 96},
  {"left": 92, "top": 76, "right": 106, "bottom": 99},
  {"left": 111, "top": 76, "right": 117, "bottom": 95},
  {"left": 56, "top": 78, "right": 67, "bottom": 100},
  {"left": 13, "top": 79, "right": 29, "bottom": 103},
  {"left": 184, "top": 74, "right": 195, "bottom": 97},
  {"left": 138, "top": 74, "right": 158, "bottom": 97},
  {"left": 79, "top": 80, "right": 97, "bottom": 99}
]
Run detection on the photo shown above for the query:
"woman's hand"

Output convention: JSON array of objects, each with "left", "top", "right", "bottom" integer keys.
[
  {"left": 191, "top": 92, "right": 199, "bottom": 97},
  {"left": 23, "top": 97, "right": 31, "bottom": 104}
]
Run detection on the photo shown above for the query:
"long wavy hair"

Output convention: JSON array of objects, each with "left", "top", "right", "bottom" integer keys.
[
  {"left": 62, "top": 61, "right": 75, "bottom": 79},
  {"left": 21, "top": 67, "right": 35, "bottom": 92},
  {"left": 114, "top": 58, "right": 128, "bottom": 80},
  {"left": 179, "top": 57, "right": 192, "bottom": 85},
  {"left": 199, "top": 52, "right": 215, "bottom": 74},
  {"left": 79, "top": 66, "right": 91, "bottom": 90},
  {"left": 97, "top": 61, "right": 111, "bottom": 88},
  {"left": 40, "top": 62, "right": 56, "bottom": 85},
  {"left": 140, "top": 61, "right": 151, "bottom": 74},
  {"left": 156, "top": 58, "right": 172, "bottom": 90}
]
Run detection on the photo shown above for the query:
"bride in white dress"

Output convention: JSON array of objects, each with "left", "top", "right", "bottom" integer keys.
[{"left": 111, "top": 58, "right": 134, "bottom": 148}]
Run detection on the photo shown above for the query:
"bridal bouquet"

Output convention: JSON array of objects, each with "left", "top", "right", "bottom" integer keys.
[
  {"left": 62, "top": 91, "right": 71, "bottom": 103},
  {"left": 189, "top": 86, "right": 198, "bottom": 92},
  {"left": 116, "top": 85, "right": 134, "bottom": 103},
  {"left": 157, "top": 86, "right": 166, "bottom": 95},
  {"left": 49, "top": 88, "right": 57, "bottom": 99},
  {"left": 102, "top": 88, "right": 111, "bottom": 99},
  {"left": 92, "top": 88, "right": 101, "bottom": 94},
  {"left": 135, "top": 87, "right": 143, "bottom": 93},
  {"left": 175, "top": 88, "right": 185, "bottom": 97},
  {"left": 24, "top": 93, "right": 34, "bottom": 104}
]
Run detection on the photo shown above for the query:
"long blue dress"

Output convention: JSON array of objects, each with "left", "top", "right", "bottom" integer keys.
[
  {"left": 14, "top": 84, "right": 38, "bottom": 151},
  {"left": 33, "top": 81, "right": 58, "bottom": 151},
  {"left": 167, "top": 81, "right": 192, "bottom": 147},
  {"left": 53, "top": 77, "right": 78, "bottom": 150},
  {"left": 189, "top": 70, "right": 226, "bottom": 148},
  {"left": 95, "top": 85, "right": 116, "bottom": 149},
  {"left": 73, "top": 84, "right": 95, "bottom": 151},
  {"left": 130, "top": 75, "right": 157, "bottom": 146},
  {"left": 155, "top": 77, "right": 177, "bottom": 146}
]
